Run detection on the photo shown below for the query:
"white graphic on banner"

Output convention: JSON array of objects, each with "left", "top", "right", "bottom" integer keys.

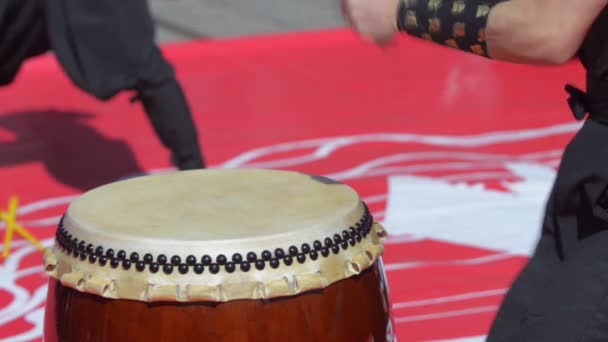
[{"left": 383, "top": 163, "right": 555, "bottom": 255}]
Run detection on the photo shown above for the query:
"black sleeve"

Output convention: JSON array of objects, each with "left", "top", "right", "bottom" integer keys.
[{"left": 44, "top": 0, "right": 160, "bottom": 100}]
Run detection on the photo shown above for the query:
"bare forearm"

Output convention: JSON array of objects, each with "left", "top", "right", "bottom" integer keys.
[
  {"left": 487, "top": 0, "right": 607, "bottom": 64},
  {"left": 396, "top": 0, "right": 608, "bottom": 65}
]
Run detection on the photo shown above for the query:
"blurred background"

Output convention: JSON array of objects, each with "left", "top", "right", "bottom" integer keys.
[{"left": 149, "top": 0, "right": 345, "bottom": 42}]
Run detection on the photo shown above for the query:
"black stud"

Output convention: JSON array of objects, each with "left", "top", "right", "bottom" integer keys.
[
  {"left": 99, "top": 256, "right": 108, "bottom": 266},
  {"left": 106, "top": 249, "right": 115, "bottom": 258},
  {"left": 136, "top": 261, "right": 145, "bottom": 272},
  {"left": 86, "top": 244, "right": 94, "bottom": 254},
  {"left": 288, "top": 246, "right": 298, "bottom": 256},
  {"left": 150, "top": 263, "right": 160, "bottom": 273},
  {"left": 349, "top": 227, "right": 357, "bottom": 236},
  {"left": 270, "top": 258, "right": 280, "bottom": 269},
  {"left": 232, "top": 253, "right": 243, "bottom": 263},
  {"left": 95, "top": 246, "right": 104, "bottom": 256},
  {"left": 297, "top": 254, "right": 306, "bottom": 264},
  {"left": 283, "top": 255, "right": 293, "bottom": 266},
  {"left": 210, "top": 264, "right": 220, "bottom": 274},
  {"left": 110, "top": 258, "right": 120, "bottom": 268},
  {"left": 349, "top": 237, "right": 356, "bottom": 246},
  {"left": 313, "top": 240, "right": 323, "bottom": 251},
  {"left": 262, "top": 250, "right": 272, "bottom": 261},
  {"left": 273, "top": 249, "right": 285, "bottom": 259},
  {"left": 216, "top": 254, "right": 227, "bottom": 265},
  {"left": 342, "top": 231, "right": 350, "bottom": 240},
  {"left": 72, "top": 249, "right": 79, "bottom": 257},
  {"left": 324, "top": 238, "right": 333, "bottom": 247},
  {"left": 334, "top": 234, "right": 342, "bottom": 243},
  {"left": 310, "top": 250, "right": 319, "bottom": 260},
  {"left": 171, "top": 255, "right": 181, "bottom": 266},
  {"left": 178, "top": 264, "right": 189, "bottom": 274},
  {"left": 202, "top": 255, "right": 212, "bottom": 265},
  {"left": 163, "top": 264, "right": 173, "bottom": 274},
  {"left": 255, "top": 260, "right": 265, "bottom": 270},
  {"left": 78, "top": 241, "right": 86, "bottom": 249},
  {"left": 193, "top": 264, "right": 204, "bottom": 274},
  {"left": 246, "top": 252, "right": 257, "bottom": 263},
  {"left": 88, "top": 254, "right": 97, "bottom": 263},
  {"left": 225, "top": 262, "right": 236, "bottom": 273},
  {"left": 122, "top": 260, "right": 131, "bottom": 270},
  {"left": 130, "top": 252, "right": 139, "bottom": 262},
  {"left": 341, "top": 241, "right": 349, "bottom": 250},
  {"left": 355, "top": 234, "right": 362, "bottom": 242},
  {"left": 79, "top": 252, "right": 88, "bottom": 261},
  {"left": 186, "top": 255, "right": 197, "bottom": 265},
  {"left": 157, "top": 254, "right": 167, "bottom": 265},
  {"left": 332, "top": 245, "right": 340, "bottom": 254},
  {"left": 144, "top": 253, "right": 154, "bottom": 264},
  {"left": 321, "top": 247, "right": 330, "bottom": 257},
  {"left": 117, "top": 250, "right": 126, "bottom": 260},
  {"left": 240, "top": 262, "right": 251, "bottom": 272},
  {"left": 301, "top": 243, "right": 311, "bottom": 254}
]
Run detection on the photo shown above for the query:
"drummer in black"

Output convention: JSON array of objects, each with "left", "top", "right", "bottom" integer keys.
[
  {"left": 342, "top": 0, "right": 608, "bottom": 339},
  {"left": 0, "top": 0, "right": 205, "bottom": 171}
]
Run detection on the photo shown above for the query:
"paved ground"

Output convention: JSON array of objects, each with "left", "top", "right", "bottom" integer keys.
[{"left": 149, "top": 0, "right": 348, "bottom": 42}]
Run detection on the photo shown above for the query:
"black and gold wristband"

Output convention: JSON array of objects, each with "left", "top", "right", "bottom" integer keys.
[{"left": 396, "top": 0, "right": 507, "bottom": 57}]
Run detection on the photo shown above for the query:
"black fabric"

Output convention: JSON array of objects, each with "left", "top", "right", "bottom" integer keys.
[
  {"left": 396, "top": 0, "right": 508, "bottom": 57},
  {"left": 565, "top": 7, "right": 608, "bottom": 124},
  {"left": 44, "top": 0, "right": 156, "bottom": 100},
  {"left": 487, "top": 6, "right": 608, "bottom": 340},
  {"left": 136, "top": 72, "right": 205, "bottom": 170},
  {"left": 0, "top": 0, "right": 49, "bottom": 85},
  {"left": 0, "top": 0, "right": 205, "bottom": 170}
]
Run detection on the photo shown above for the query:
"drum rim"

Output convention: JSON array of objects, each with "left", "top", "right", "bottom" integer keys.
[
  {"left": 51, "top": 203, "right": 374, "bottom": 275},
  {"left": 43, "top": 169, "right": 388, "bottom": 303}
]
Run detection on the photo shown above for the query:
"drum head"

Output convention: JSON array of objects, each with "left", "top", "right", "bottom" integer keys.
[{"left": 45, "top": 169, "right": 387, "bottom": 302}]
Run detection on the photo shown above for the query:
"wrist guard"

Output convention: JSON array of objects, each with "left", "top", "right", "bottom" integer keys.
[{"left": 396, "top": 0, "right": 507, "bottom": 57}]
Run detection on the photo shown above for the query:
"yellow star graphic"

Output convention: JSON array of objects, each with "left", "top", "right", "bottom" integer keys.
[{"left": 1, "top": 196, "right": 44, "bottom": 259}]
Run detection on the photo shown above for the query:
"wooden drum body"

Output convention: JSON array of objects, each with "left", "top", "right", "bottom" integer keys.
[
  {"left": 45, "top": 261, "right": 392, "bottom": 341},
  {"left": 43, "top": 169, "right": 394, "bottom": 341}
]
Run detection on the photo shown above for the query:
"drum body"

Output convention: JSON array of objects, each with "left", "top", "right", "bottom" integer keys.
[
  {"left": 44, "top": 260, "right": 392, "bottom": 341},
  {"left": 43, "top": 169, "right": 394, "bottom": 341}
]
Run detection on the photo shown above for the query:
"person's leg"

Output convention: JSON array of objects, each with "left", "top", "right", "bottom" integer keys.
[
  {"left": 489, "top": 229, "right": 608, "bottom": 341},
  {"left": 488, "top": 118, "right": 608, "bottom": 340}
]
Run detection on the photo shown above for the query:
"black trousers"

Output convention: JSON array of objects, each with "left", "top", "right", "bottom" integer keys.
[
  {"left": 487, "top": 118, "right": 608, "bottom": 341},
  {"left": 0, "top": 0, "right": 205, "bottom": 170}
]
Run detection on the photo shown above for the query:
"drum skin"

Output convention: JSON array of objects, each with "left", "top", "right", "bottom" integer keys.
[{"left": 44, "top": 262, "right": 393, "bottom": 342}]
